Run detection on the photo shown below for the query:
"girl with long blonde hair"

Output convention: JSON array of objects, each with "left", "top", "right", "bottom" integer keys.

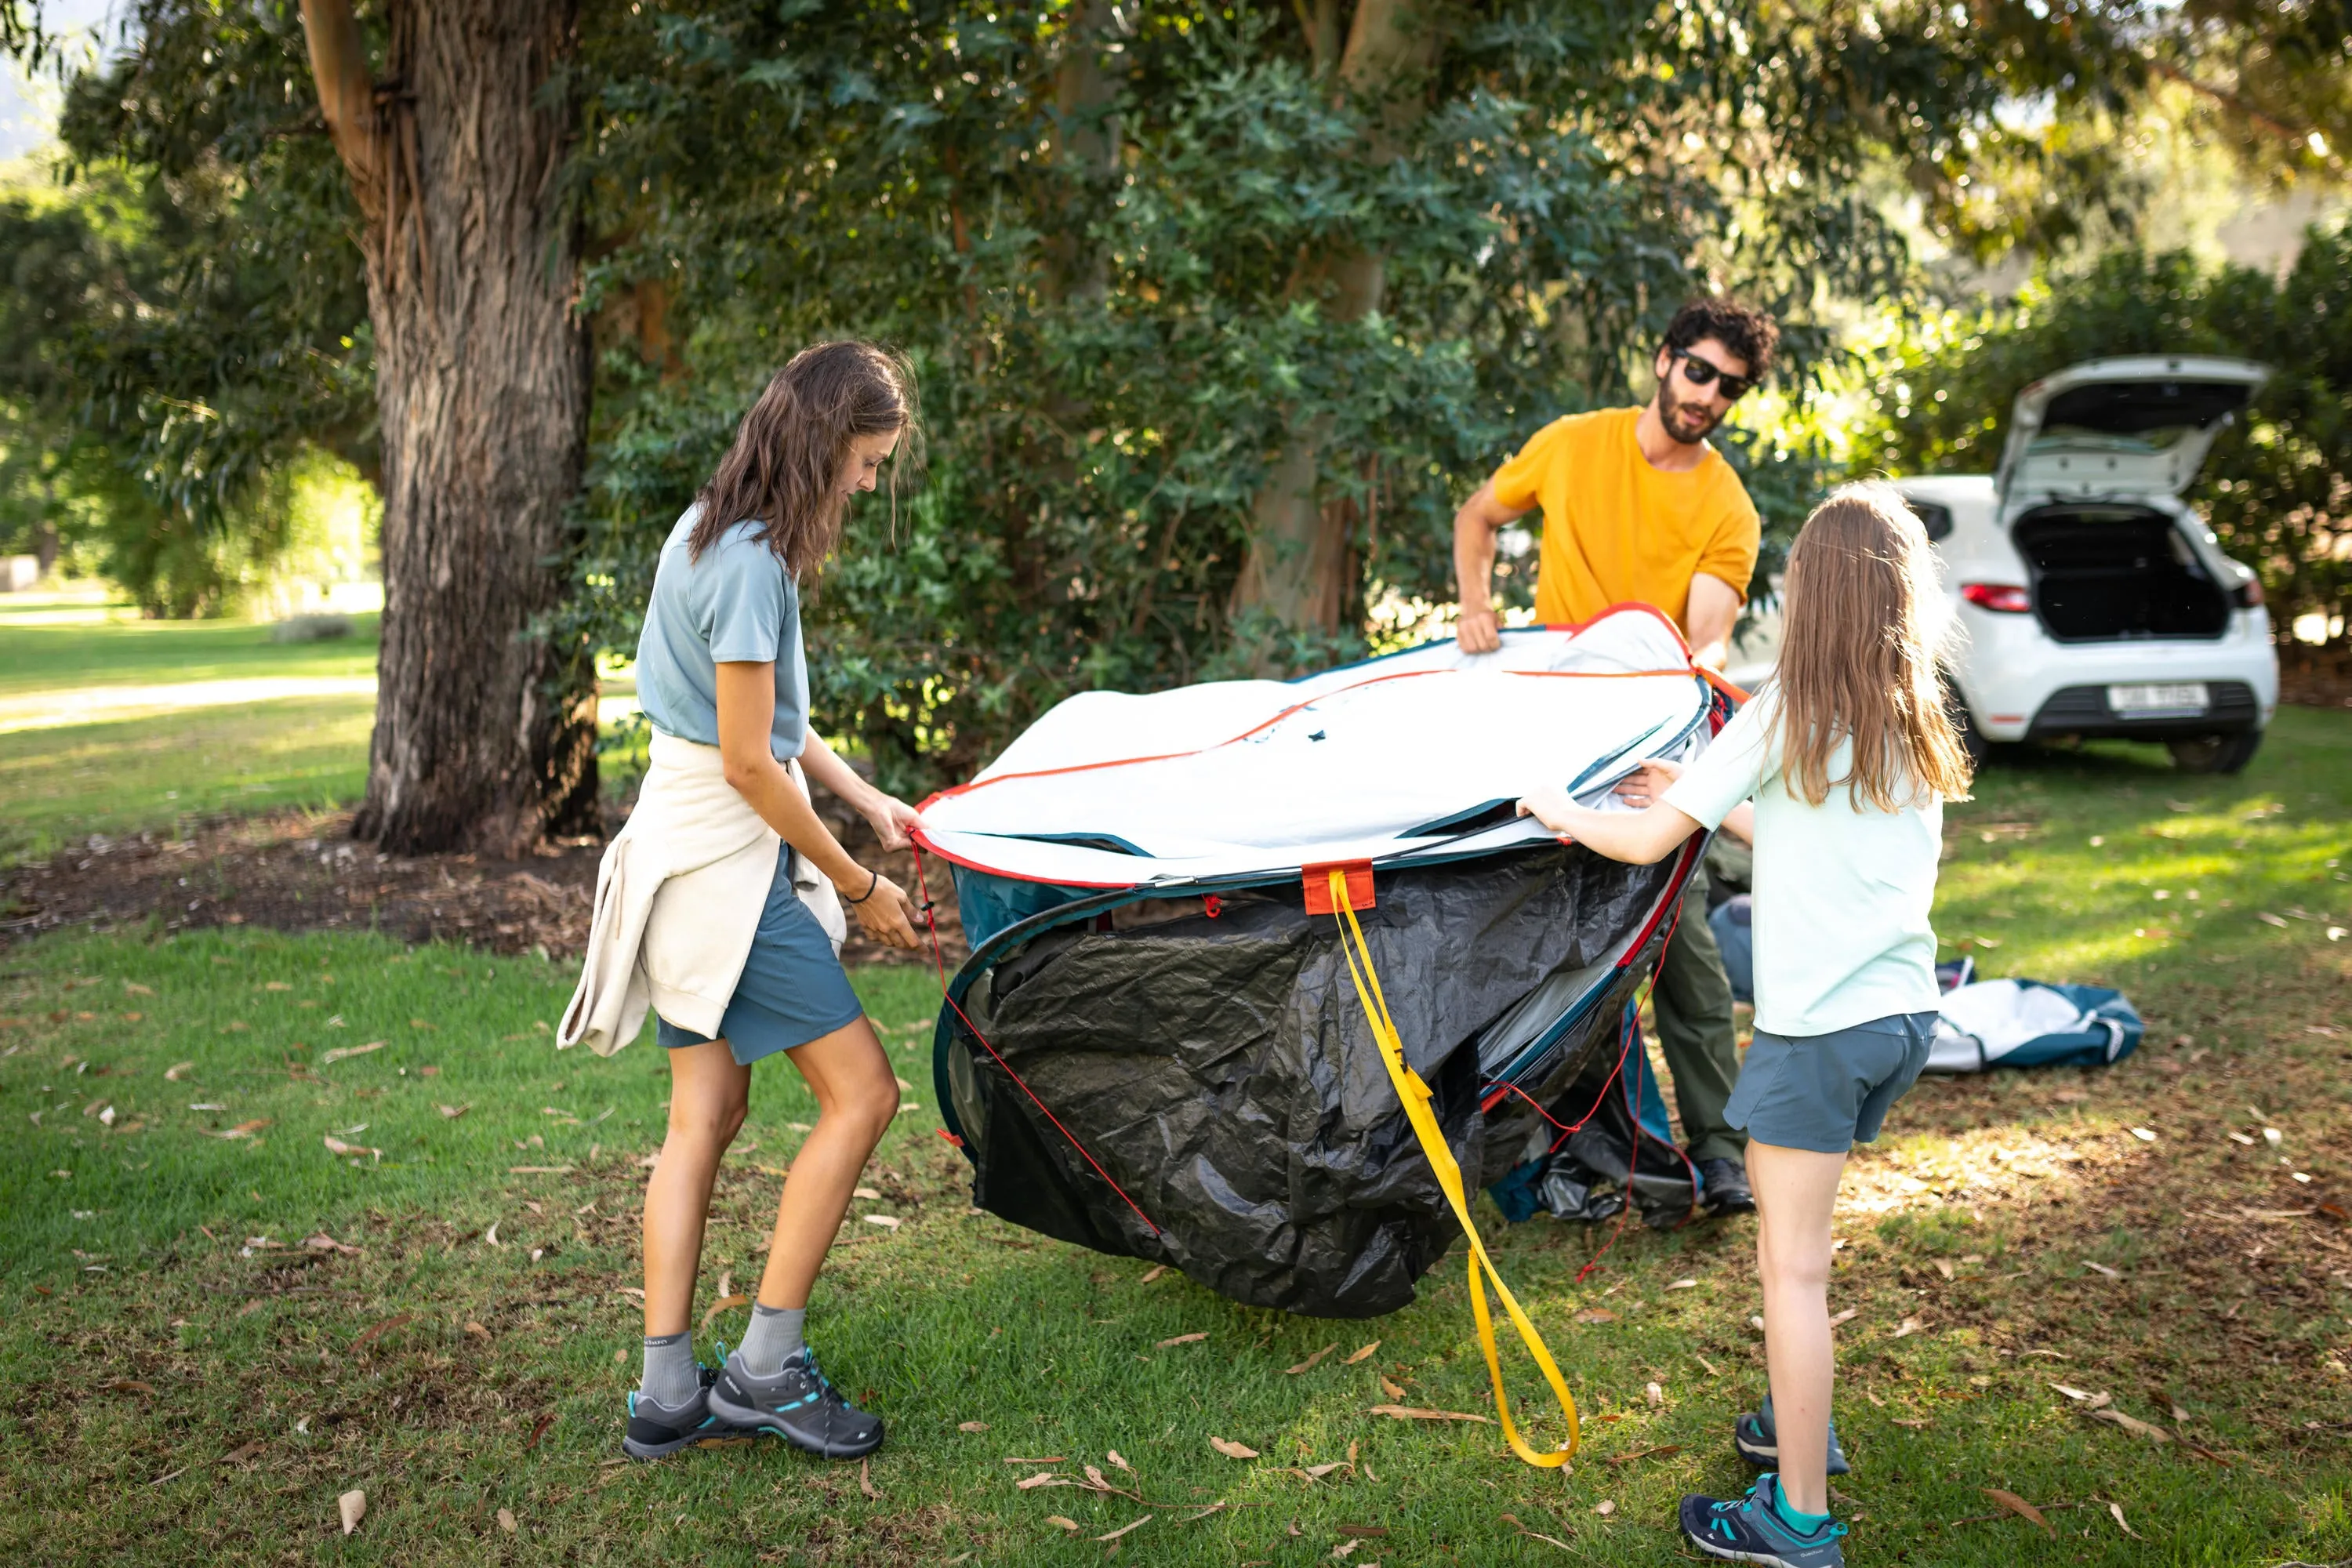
[{"left": 1519, "top": 481, "right": 1970, "bottom": 1566}]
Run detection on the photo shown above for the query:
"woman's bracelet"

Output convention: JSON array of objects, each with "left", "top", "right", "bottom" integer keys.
[{"left": 843, "top": 868, "right": 881, "bottom": 906}]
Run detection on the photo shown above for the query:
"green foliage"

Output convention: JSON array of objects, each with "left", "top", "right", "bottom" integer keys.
[
  {"left": 562, "top": 0, "right": 1984, "bottom": 790},
  {"left": 1852, "top": 223, "right": 2352, "bottom": 644},
  {"left": 0, "top": 1, "right": 373, "bottom": 615}
]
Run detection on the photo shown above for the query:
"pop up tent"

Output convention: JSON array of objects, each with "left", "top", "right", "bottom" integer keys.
[{"left": 913, "top": 605, "right": 1728, "bottom": 1319}]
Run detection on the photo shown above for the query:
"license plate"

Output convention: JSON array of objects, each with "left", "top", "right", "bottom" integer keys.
[{"left": 2107, "top": 682, "right": 2209, "bottom": 717}]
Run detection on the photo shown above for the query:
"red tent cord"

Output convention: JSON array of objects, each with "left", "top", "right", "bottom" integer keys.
[{"left": 909, "top": 842, "right": 1163, "bottom": 1240}]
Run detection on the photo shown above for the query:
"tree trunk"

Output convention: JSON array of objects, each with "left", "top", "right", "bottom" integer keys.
[
  {"left": 301, "top": 0, "right": 597, "bottom": 856},
  {"left": 1232, "top": 0, "right": 1439, "bottom": 644}
]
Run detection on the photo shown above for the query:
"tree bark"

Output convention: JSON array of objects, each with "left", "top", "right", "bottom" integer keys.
[
  {"left": 1232, "top": 0, "right": 1439, "bottom": 644},
  {"left": 300, "top": 0, "right": 597, "bottom": 855}
]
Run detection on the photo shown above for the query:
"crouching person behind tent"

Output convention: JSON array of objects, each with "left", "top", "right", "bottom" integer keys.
[
  {"left": 561, "top": 342, "right": 925, "bottom": 1462},
  {"left": 1519, "top": 482, "right": 1972, "bottom": 1566}
]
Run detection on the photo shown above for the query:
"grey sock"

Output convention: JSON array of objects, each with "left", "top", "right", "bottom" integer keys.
[
  {"left": 735, "top": 1303, "right": 806, "bottom": 1377},
  {"left": 640, "top": 1331, "right": 697, "bottom": 1408}
]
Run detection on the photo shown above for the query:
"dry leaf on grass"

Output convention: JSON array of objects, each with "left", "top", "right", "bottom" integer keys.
[
  {"left": 303, "top": 1232, "right": 361, "bottom": 1255},
  {"left": 200, "top": 1120, "right": 269, "bottom": 1141},
  {"left": 338, "top": 1489, "right": 366, "bottom": 1536},
  {"left": 1983, "top": 1489, "right": 2053, "bottom": 1537},
  {"left": 163, "top": 1062, "right": 194, "bottom": 1081},
  {"left": 1210, "top": 1436, "right": 1260, "bottom": 1459},
  {"left": 1665, "top": 1278, "right": 1697, "bottom": 1290},
  {"left": 1573, "top": 1308, "right": 1616, "bottom": 1324},
  {"left": 859, "top": 1459, "right": 878, "bottom": 1499},
  {"left": 958, "top": 1421, "right": 989, "bottom": 1432},
  {"left": 496, "top": 1507, "right": 517, "bottom": 1534},
  {"left": 220, "top": 1439, "right": 264, "bottom": 1466},
  {"left": 318, "top": 1040, "right": 385, "bottom": 1066},
  {"left": 466, "top": 1321, "right": 491, "bottom": 1338},
  {"left": 482, "top": 1223, "right": 501, "bottom": 1247},
  {"left": 863, "top": 1214, "right": 901, "bottom": 1229},
  {"left": 2081, "top": 1259, "right": 2122, "bottom": 1278},
  {"left": 1827, "top": 1308, "right": 1860, "bottom": 1329},
  {"left": 107, "top": 1379, "right": 156, "bottom": 1396},
  {"left": 1015, "top": 1472, "right": 1065, "bottom": 1490},
  {"left": 1645, "top": 1382, "right": 1664, "bottom": 1407},
  {"left": 1045, "top": 1516, "right": 1079, "bottom": 1533},
  {"left": 1893, "top": 1318, "right": 1923, "bottom": 1338},
  {"left": 1891, "top": 1417, "right": 1929, "bottom": 1429},
  {"left": 1138, "top": 1265, "right": 1167, "bottom": 1283},
  {"left": 1367, "top": 1405, "right": 1492, "bottom": 1424},
  {"left": 1003, "top": 1456, "right": 1065, "bottom": 1465},
  {"left": 1344, "top": 1341, "right": 1381, "bottom": 1364},
  {"left": 526, "top": 1413, "right": 556, "bottom": 1450},
  {"left": 353, "top": 1312, "right": 412, "bottom": 1350},
  {"left": 321, "top": 1134, "right": 381, "bottom": 1161},
  {"left": 2107, "top": 1502, "right": 2143, "bottom": 1539},
  {"left": 852, "top": 1187, "right": 882, "bottom": 1200},
  {"left": 1378, "top": 1375, "right": 1406, "bottom": 1400},
  {"left": 437, "top": 1103, "right": 469, "bottom": 1119},
  {"left": 1108, "top": 1450, "right": 1131, "bottom": 1471},
  {"left": 1287, "top": 1343, "right": 1339, "bottom": 1375},
  {"left": 2085, "top": 1407, "right": 2171, "bottom": 1443},
  {"left": 1098, "top": 1517, "right": 1151, "bottom": 1543},
  {"left": 2049, "top": 1383, "right": 2111, "bottom": 1410},
  {"left": 699, "top": 1294, "right": 749, "bottom": 1327},
  {"left": 1593, "top": 1500, "right": 1616, "bottom": 1516},
  {"left": 1158, "top": 1332, "right": 1207, "bottom": 1348}
]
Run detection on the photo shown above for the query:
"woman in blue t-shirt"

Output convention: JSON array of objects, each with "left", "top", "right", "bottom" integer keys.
[{"left": 622, "top": 341, "right": 925, "bottom": 1463}]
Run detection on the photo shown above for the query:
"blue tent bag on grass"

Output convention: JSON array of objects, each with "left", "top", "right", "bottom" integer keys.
[{"left": 1926, "top": 978, "right": 2143, "bottom": 1073}]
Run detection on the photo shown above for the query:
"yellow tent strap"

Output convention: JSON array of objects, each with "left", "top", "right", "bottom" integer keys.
[{"left": 1329, "top": 869, "right": 1581, "bottom": 1469}]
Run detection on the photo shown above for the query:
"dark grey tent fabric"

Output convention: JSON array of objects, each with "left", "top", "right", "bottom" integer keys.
[{"left": 935, "top": 842, "right": 1688, "bottom": 1317}]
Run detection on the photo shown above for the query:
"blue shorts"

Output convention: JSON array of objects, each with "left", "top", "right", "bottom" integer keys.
[
  {"left": 656, "top": 845, "right": 864, "bottom": 1066},
  {"left": 1725, "top": 1011, "right": 1937, "bottom": 1154}
]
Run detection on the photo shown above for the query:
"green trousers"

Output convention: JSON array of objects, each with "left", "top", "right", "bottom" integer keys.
[{"left": 1650, "top": 866, "right": 1746, "bottom": 1165}]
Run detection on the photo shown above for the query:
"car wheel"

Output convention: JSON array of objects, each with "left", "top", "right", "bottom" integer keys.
[{"left": 2167, "top": 731, "right": 2263, "bottom": 775}]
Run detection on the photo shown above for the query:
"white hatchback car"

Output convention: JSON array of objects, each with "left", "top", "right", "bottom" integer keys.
[{"left": 1730, "top": 355, "right": 2279, "bottom": 774}]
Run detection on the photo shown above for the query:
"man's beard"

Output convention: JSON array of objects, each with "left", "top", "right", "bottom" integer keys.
[{"left": 1656, "top": 388, "right": 1722, "bottom": 445}]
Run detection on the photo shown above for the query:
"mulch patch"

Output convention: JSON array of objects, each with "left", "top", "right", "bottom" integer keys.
[
  {"left": 0, "top": 800, "right": 967, "bottom": 972},
  {"left": 2279, "top": 644, "right": 2352, "bottom": 710}
]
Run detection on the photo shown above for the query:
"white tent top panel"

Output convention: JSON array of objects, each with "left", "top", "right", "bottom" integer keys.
[{"left": 914, "top": 605, "right": 1719, "bottom": 889}]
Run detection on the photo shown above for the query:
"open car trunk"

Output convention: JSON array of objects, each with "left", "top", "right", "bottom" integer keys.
[{"left": 2013, "top": 504, "right": 2230, "bottom": 643}]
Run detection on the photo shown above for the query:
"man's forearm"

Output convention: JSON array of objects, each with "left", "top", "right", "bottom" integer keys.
[{"left": 1454, "top": 508, "right": 1497, "bottom": 613}]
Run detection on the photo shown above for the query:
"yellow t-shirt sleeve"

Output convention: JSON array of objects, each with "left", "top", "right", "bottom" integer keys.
[
  {"left": 1490, "top": 419, "right": 1567, "bottom": 513},
  {"left": 1695, "top": 481, "right": 1762, "bottom": 597}
]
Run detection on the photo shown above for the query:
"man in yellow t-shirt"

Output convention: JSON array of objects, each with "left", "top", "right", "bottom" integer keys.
[{"left": 1449, "top": 297, "right": 1777, "bottom": 1216}]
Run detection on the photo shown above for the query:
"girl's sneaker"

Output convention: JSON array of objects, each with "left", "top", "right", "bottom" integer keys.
[
  {"left": 706, "top": 1345, "right": 884, "bottom": 1460},
  {"left": 1735, "top": 1392, "right": 1851, "bottom": 1474},
  {"left": 622, "top": 1361, "right": 767, "bottom": 1460},
  {"left": 1679, "top": 1473, "right": 1847, "bottom": 1568}
]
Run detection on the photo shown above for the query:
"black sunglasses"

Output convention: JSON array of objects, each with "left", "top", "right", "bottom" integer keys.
[{"left": 1666, "top": 346, "right": 1756, "bottom": 401}]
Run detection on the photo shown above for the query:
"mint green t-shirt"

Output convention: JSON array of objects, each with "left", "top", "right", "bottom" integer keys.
[
  {"left": 1662, "top": 691, "right": 1945, "bottom": 1036},
  {"left": 634, "top": 507, "right": 808, "bottom": 760}
]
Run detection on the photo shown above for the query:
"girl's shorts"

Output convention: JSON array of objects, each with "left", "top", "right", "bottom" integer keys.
[
  {"left": 656, "top": 844, "right": 864, "bottom": 1066},
  {"left": 1725, "top": 1011, "right": 1938, "bottom": 1154}
]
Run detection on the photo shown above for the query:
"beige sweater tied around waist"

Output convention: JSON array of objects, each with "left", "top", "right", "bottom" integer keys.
[{"left": 557, "top": 732, "right": 847, "bottom": 1057}]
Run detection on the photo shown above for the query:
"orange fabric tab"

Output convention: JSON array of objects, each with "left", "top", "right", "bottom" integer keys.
[{"left": 1302, "top": 861, "right": 1375, "bottom": 914}]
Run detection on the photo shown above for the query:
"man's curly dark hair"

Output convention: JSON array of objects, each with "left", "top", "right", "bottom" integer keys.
[{"left": 1662, "top": 298, "right": 1779, "bottom": 381}]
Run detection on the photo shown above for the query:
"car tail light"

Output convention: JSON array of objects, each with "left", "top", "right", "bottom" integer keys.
[
  {"left": 1961, "top": 583, "right": 2032, "bottom": 614},
  {"left": 2234, "top": 576, "right": 2265, "bottom": 608}
]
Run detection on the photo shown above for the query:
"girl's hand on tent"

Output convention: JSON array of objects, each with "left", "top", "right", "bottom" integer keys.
[
  {"left": 1610, "top": 758, "right": 1685, "bottom": 809},
  {"left": 847, "top": 872, "right": 922, "bottom": 949},
  {"left": 1516, "top": 786, "right": 1575, "bottom": 835},
  {"left": 862, "top": 794, "right": 925, "bottom": 851}
]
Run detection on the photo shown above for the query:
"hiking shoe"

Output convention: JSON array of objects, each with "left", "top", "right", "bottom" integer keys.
[
  {"left": 1700, "top": 1156, "right": 1757, "bottom": 1216},
  {"left": 1735, "top": 1392, "right": 1852, "bottom": 1475},
  {"left": 622, "top": 1363, "right": 765, "bottom": 1461},
  {"left": 1679, "top": 1472, "right": 1847, "bottom": 1567},
  {"left": 706, "top": 1345, "right": 884, "bottom": 1460}
]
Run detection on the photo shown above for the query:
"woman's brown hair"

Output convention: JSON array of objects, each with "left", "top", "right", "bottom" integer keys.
[
  {"left": 1769, "top": 481, "right": 1973, "bottom": 810},
  {"left": 689, "top": 340, "right": 919, "bottom": 578}
]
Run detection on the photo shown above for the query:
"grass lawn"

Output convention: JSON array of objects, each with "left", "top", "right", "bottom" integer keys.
[
  {"left": 0, "top": 611, "right": 383, "bottom": 864},
  {"left": 2, "top": 714, "right": 2348, "bottom": 1564}
]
